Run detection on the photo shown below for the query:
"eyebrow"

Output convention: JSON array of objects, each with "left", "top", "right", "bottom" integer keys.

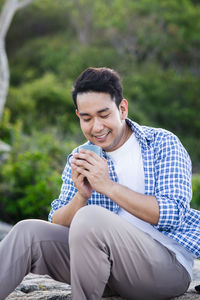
[{"left": 78, "top": 107, "right": 110, "bottom": 117}]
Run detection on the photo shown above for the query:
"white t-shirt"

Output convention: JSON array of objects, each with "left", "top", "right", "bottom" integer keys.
[{"left": 107, "top": 133, "right": 194, "bottom": 279}]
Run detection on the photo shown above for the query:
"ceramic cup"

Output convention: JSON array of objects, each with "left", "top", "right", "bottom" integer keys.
[{"left": 67, "top": 144, "right": 103, "bottom": 166}]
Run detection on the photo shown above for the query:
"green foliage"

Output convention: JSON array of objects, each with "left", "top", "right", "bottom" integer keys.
[
  {"left": 7, "top": 73, "right": 78, "bottom": 134},
  {"left": 191, "top": 174, "right": 200, "bottom": 210},
  {"left": 0, "top": 109, "right": 16, "bottom": 144},
  {"left": 125, "top": 65, "right": 200, "bottom": 137},
  {"left": 1, "top": 0, "right": 200, "bottom": 222},
  {"left": 0, "top": 110, "right": 78, "bottom": 223},
  {"left": 123, "top": 64, "right": 200, "bottom": 168},
  {"left": 0, "top": 150, "right": 60, "bottom": 222}
]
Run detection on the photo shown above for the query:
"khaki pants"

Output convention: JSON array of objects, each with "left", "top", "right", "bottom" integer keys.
[{"left": 0, "top": 205, "right": 191, "bottom": 300}]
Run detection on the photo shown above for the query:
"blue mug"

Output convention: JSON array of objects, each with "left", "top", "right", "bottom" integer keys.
[{"left": 67, "top": 144, "right": 103, "bottom": 166}]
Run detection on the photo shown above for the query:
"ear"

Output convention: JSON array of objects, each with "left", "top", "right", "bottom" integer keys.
[
  {"left": 76, "top": 109, "right": 80, "bottom": 118},
  {"left": 119, "top": 99, "right": 128, "bottom": 120}
]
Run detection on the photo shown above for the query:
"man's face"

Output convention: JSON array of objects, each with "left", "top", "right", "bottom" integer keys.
[{"left": 76, "top": 92, "right": 129, "bottom": 152}]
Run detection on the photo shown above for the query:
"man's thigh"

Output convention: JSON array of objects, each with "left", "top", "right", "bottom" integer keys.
[
  {"left": 71, "top": 206, "right": 190, "bottom": 300},
  {"left": 98, "top": 210, "right": 190, "bottom": 300}
]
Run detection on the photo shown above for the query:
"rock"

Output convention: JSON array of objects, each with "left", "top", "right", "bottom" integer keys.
[
  {"left": 0, "top": 140, "right": 11, "bottom": 162},
  {"left": 0, "top": 141, "right": 11, "bottom": 152},
  {"left": 5, "top": 273, "right": 124, "bottom": 300},
  {"left": 171, "top": 281, "right": 200, "bottom": 300},
  {"left": 6, "top": 274, "right": 72, "bottom": 299},
  {"left": 5, "top": 260, "right": 200, "bottom": 300},
  {"left": 0, "top": 221, "right": 12, "bottom": 241}
]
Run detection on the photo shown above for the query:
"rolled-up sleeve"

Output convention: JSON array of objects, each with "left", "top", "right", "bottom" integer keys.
[
  {"left": 153, "top": 133, "right": 192, "bottom": 231},
  {"left": 48, "top": 162, "right": 77, "bottom": 222}
]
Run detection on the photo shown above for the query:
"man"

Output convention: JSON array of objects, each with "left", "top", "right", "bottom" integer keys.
[{"left": 0, "top": 67, "right": 200, "bottom": 300}]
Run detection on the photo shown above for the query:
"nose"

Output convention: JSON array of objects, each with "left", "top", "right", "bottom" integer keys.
[{"left": 92, "top": 117, "right": 104, "bottom": 132}]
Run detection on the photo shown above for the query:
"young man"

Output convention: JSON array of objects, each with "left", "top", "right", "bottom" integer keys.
[{"left": 0, "top": 67, "right": 200, "bottom": 300}]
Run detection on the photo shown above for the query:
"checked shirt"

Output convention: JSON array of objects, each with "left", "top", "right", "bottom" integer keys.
[{"left": 49, "top": 118, "right": 200, "bottom": 258}]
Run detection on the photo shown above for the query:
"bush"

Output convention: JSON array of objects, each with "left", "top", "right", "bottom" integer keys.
[
  {"left": 7, "top": 73, "right": 78, "bottom": 134},
  {"left": 191, "top": 174, "right": 200, "bottom": 210},
  {"left": 124, "top": 65, "right": 200, "bottom": 138},
  {"left": 0, "top": 116, "right": 78, "bottom": 224},
  {"left": 0, "top": 151, "right": 61, "bottom": 222},
  {"left": 123, "top": 64, "right": 200, "bottom": 170}
]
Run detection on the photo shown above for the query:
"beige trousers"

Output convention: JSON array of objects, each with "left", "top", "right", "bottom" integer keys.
[{"left": 0, "top": 205, "right": 191, "bottom": 300}]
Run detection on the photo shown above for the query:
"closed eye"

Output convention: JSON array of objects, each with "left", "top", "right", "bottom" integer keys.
[{"left": 100, "top": 114, "right": 110, "bottom": 119}]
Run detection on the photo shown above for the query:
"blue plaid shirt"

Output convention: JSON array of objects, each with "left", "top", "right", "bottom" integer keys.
[{"left": 49, "top": 118, "right": 200, "bottom": 258}]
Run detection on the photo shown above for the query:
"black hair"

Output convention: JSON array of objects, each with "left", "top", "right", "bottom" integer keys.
[{"left": 72, "top": 67, "right": 123, "bottom": 109}]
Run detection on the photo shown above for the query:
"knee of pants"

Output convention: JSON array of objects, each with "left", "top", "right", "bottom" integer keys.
[
  {"left": 11, "top": 219, "right": 42, "bottom": 244},
  {"left": 69, "top": 205, "right": 110, "bottom": 246}
]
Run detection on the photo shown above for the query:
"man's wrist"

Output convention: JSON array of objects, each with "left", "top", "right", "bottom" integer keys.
[
  {"left": 76, "top": 191, "right": 89, "bottom": 204},
  {"left": 103, "top": 179, "right": 117, "bottom": 199}
]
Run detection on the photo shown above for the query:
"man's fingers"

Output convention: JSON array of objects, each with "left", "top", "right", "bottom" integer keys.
[
  {"left": 72, "top": 158, "right": 90, "bottom": 171},
  {"left": 73, "top": 149, "right": 101, "bottom": 165},
  {"left": 71, "top": 164, "right": 85, "bottom": 183},
  {"left": 71, "top": 164, "right": 79, "bottom": 176},
  {"left": 72, "top": 164, "right": 89, "bottom": 177}
]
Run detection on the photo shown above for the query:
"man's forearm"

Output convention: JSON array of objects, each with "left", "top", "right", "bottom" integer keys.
[
  {"left": 52, "top": 180, "right": 159, "bottom": 227},
  {"left": 52, "top": 192, "right": 88, "bottom": 227},
  {"left": 104, "top": 180, "right": 160, "bottom": 225}
]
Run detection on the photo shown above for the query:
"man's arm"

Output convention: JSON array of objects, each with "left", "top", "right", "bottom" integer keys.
[
  {"left": 52, "top": 163, "right": 92, "bottom": 227},
  {"left": 105, "top": 182, "right": 159, "bottom": 225},
  {"left": 52, "top": 192, "right": 87, "bottom": 227},
  {"left": 153, "top": 133, "right": 192, "bottom": 230}
]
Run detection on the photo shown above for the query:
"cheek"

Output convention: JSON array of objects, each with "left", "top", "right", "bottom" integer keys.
[
  {"left": 107, "top": 118, "right": 121, "bottom": 131},
  {"left": 104, "top": 118, "right": 115, "bottom": 127},
  {"left": 80, "top": 122, "right": 90, "bottom": 135}
]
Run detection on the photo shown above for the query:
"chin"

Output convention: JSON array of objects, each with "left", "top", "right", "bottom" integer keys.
[{"left": 102, "top": 144, "right": 113, "bottom": 152}]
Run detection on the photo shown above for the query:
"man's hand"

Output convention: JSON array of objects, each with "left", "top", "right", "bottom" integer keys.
[
  {"left": 71, "top": 149, "right": 111, "bottom": 195},
  {"left": 71, "top": 149, "right": 159, "bottom": 225},
  {"left": 71, "top": 157, "right": 93, "bottom": 200}
]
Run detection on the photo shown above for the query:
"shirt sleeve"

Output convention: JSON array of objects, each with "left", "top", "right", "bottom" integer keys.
[
  {"left": 153, "top": 132, "right": 192, "bottom": 231},
  {"left": 48, "top": 161, "right": 77, "bottom": 222}
]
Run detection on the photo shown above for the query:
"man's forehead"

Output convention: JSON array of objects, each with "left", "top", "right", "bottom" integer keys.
[
  {"left": 76, "top": 91, "right": 113, "bottom": 102},
  {"left": 78, "top": 107, "right": 110, "bottom": 116},
  {"left": 76, "top": 92, "right": 115, "bottom": 114}
]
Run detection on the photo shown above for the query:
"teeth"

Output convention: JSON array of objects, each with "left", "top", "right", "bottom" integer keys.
[{"left": 96, "top": 133, "right": 107, "bottom": 138}]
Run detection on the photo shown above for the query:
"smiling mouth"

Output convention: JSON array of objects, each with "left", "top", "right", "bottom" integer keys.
[{"left": 93, "top": 132, "right": 110, "bottom": 140}]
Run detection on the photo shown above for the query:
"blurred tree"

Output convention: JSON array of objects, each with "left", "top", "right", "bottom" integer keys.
[
  {"left": 0, "top": 0, "right": 199, "bottom": 222},
  {"left": 0, "top": 0, "right": 34, "bottom": 120}
]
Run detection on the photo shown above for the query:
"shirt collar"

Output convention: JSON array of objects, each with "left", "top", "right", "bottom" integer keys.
[{"left": 125, "top": 118, "right": 153, "bottom": 149}]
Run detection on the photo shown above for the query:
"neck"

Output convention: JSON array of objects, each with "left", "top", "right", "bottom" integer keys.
[
  {"left": 117, "top": 122, "right": 132, "bottom": 149},
  {"left": 123, "top": 122, "right": 132, "bottom": 142}
]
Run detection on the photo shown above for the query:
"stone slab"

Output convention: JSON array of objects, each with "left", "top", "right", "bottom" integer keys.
[
  {"left": 0, "top": 221, "right": 12, "bottom": 241},
  {"left": 6, "top": 264, "right": 200, "bottom": 300}
]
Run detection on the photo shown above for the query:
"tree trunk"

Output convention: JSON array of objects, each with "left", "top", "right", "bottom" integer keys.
[
  {"left": 0, "top": 0, "right": 34, "bottom": 120},
  {"left": 0, "top": 39, "right": 9, "bottom": 120}
]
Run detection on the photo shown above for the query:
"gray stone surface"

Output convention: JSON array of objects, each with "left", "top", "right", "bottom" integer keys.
[
  {"left": 0, "top": 221, "right": 12, "bottom": 241},
  {"left": 1, "top": 221, "right": 200, "bottom": 299},
  {"left": 172, "top": 281, "right": 200, "bottom": 300},
  {"left": 5, "top": 260, "right": 200, "bottom": 299},
  {"left": 6, "top": 274, "right": 72, "bottom": 300}
]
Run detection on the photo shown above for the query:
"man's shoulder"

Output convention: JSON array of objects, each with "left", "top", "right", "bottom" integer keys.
[
  {"left": 139, "top": 124, "right": 190, "bottom": 163},
  {"left": 142, "top": 125, "right": 178, "bottom": 142},
  {"left": 127, "top": 118, "right": 178, "bottom": 144}
]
